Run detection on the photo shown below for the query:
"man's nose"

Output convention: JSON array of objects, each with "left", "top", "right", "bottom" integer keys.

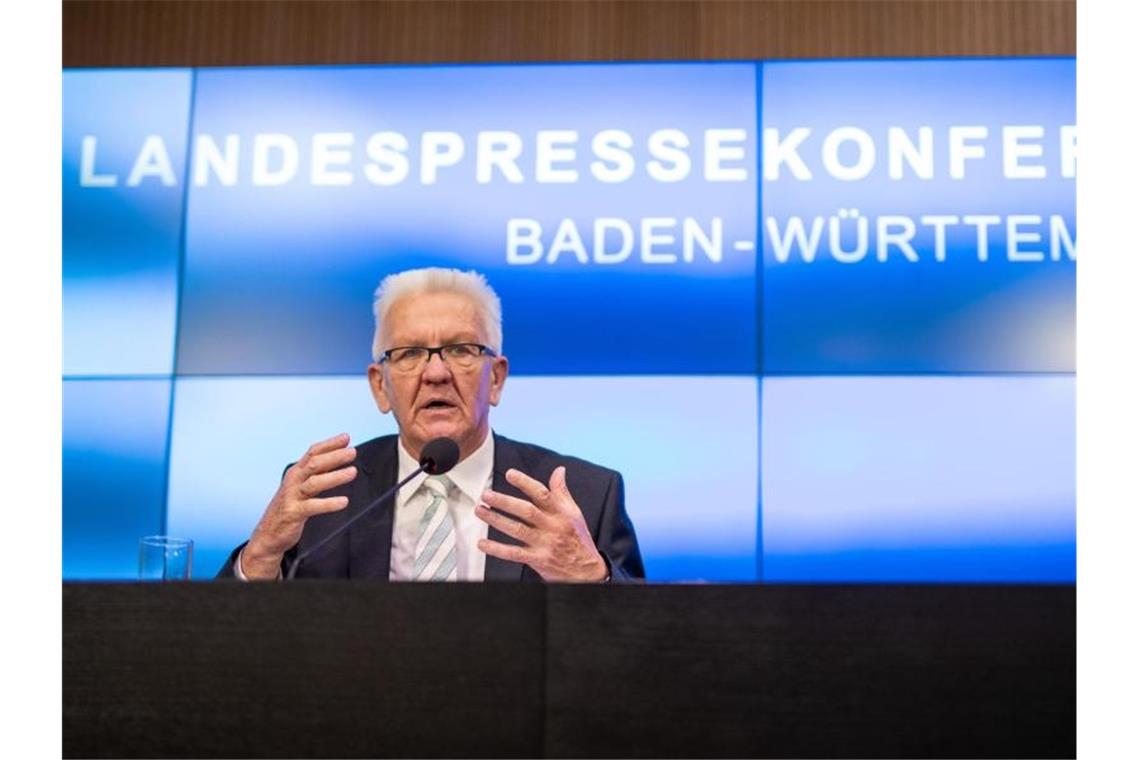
[{"left": 422, "top": 351, "right": 452, "bottom": 381}]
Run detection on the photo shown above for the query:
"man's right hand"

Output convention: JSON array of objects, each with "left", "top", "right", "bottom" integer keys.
[{"left": 240, "top": 433, "right": 358, "bottom": 580}]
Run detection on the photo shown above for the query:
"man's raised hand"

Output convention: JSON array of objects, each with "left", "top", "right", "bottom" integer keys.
[
  {"left": 475, "top": 466, "right": 608, "bottom": 583},
  {"left": 241, "top": 433, "right": 357, "bottom": 580}
]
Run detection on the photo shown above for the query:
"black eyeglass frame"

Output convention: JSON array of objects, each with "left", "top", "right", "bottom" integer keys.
[{"left": 379, "top": 343, "right": 498, "bottom": 368}]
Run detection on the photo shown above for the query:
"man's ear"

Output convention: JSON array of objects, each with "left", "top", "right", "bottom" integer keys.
[
  {"left": 488, "top": 355, "right": 509, "bottom": 407},
  {"left": 368, "top": 363, "right": 392, "bottom": 414}
]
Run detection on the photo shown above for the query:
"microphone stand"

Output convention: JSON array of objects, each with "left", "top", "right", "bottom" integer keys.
[{"left": 285, "top": 465, "right": 428, "bottom": 580}]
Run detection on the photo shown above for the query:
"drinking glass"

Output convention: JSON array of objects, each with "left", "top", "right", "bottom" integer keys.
[{"left": 138, "top": 536, "right": 194, "bottom": 581}]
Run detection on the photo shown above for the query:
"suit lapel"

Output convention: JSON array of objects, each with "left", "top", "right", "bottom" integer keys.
[
  {"left": 484, "top": 435, "right": 527, "bottom": 582},
  {"left": 347, "top": 437, "right": 398, "bottom": 579}
]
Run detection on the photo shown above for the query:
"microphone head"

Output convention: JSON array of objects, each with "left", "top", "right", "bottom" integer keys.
[{"left": 419, "top": 437, "right": 460, "bottom": 475}]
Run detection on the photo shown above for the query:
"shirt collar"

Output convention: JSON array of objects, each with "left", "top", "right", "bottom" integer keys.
[{"left": 396, "top": 429, "right": 495, "bottom": 508}]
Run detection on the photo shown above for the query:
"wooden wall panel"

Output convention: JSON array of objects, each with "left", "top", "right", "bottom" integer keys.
[{"left": 63, "top": 0, "right": 1074, "bottom": 68}]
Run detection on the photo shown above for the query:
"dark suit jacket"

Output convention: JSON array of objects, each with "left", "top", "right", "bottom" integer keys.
[{"left": 217, "top": 433, "right": 644, "bottom": 582}]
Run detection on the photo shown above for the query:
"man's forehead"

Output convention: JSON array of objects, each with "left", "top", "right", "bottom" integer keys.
[{"left": 385, "top": 291, "right": 485, "bottom": 339}]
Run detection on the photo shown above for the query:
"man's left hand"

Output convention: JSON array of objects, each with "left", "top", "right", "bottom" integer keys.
[{"left": 476, "top": 466, "right": 608, "bottom": 583}]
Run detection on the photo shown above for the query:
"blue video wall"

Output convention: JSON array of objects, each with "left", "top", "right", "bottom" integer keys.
[{"left": 63, "top": 59, "right": 1075, "bottom": 582}]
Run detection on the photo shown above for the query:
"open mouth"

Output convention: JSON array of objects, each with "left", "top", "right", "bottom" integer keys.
[{"left": 422, "top": 400, "right": 456, "bottom": 411}]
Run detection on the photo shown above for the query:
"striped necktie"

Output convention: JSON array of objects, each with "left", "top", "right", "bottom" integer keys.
[{"left": 413, "top": 475, "right": 458, "bottom": 581}]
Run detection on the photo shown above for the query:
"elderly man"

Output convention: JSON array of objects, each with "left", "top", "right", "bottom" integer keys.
[{"left": 219, "top": 268, "right": 643, "bottom": 582}]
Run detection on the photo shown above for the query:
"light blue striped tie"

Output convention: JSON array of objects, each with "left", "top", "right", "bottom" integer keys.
[{"left": 413, "top": 475, "right": 457, "bottom": 581}]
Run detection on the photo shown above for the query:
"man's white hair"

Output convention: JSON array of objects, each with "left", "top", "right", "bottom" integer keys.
[{"left": 371, "top": 267, "right": 503, "bottom": 362}]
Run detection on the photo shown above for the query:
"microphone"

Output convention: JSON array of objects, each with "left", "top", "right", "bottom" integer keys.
[
  {"left": 285, "top": 437, "right": 461, "bottom": 580},
  {"left": 420, "top": 436, "right": 461, "bottom": 475}
]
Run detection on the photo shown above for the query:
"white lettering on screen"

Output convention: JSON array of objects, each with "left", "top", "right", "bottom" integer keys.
[{"left": 74, "top": 125, "right": 1077, "bottom": 187}]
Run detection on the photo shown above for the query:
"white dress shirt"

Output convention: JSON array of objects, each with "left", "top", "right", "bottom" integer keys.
[
  {"left": 390, "top": 431, "right": 493, "bottom": 581},
  {"left": 236, "top": 431, "right": 494, "bottom": 581}
]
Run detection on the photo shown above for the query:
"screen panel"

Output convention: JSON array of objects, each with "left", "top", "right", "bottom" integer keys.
[
  {"left": 63, "top": 379, "right": 173, "bottom": 578},
  {"left": 761, "top": 59, "right": 1075, "bottom": 373},
  {"left": 760, "top": 375, "right": 1075, "bottom": 581},
  {"left": 63, "top": 69, "right": 192, "bottom": 377},
  {"left": 176, "top": 63, "right": 758, "bottom": 376},
  {"left": 166, "top": 375, "right": 759, "bottom": 581}
]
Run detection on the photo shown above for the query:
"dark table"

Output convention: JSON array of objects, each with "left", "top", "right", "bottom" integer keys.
[{"left": 64, "top": 582, "right": 1074, "bottom": 758}]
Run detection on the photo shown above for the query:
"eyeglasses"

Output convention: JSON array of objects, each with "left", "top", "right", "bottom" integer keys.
[{"left": 380, "top": 343, "right": 496, "bottom": 372}]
